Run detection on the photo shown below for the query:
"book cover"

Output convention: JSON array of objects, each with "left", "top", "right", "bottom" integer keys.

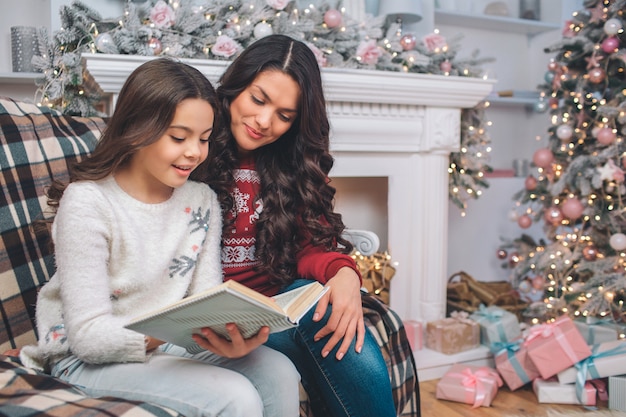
[{"left": 125, "top": 280, "right": 327, "bottom": 353}]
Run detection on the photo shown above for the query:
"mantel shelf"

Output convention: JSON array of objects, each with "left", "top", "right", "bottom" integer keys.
[
  {"left": 0, "top": 72, "right": 42, "bottom": 85},
  {"left": 81, "top": 53, "right": 495, "bottom": 109},
  {"left": 435, "top": 10, "right": 561, "bottom": 35}
]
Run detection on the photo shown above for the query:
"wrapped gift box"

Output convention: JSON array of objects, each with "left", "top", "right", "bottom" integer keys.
[
  {"left": 435, "top": 363, "right": 502, "bottom": 408},
  {"left": 403, "top": 320, "right": 423, "bottom": 351},
  {"left": 574, "top": 319, "right": 619, "bottom": 345},
  {"left": 533, "top": 377, "right": 596, "bottom": 405},
  {"left": 557, "top": 339, "right": 626, "bottom": 384},
  {"left": 493, "top": 339, "right": 540, "bottom": 391},
  {"left": 470, "top": 304, "right": 521, "bottom": 346},
  {"left": 609, "top": 374, "right": 626, "bottom": 412},
  {"left": 525, "top": 315, "right": 591, "bottom": 379},
  {"left": 426, "top": 312, "right": 480, "bottom": 355}
]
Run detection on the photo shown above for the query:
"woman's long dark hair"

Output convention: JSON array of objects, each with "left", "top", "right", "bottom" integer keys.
[
  {"left": 206, "top": 34, "right": 352, "bottom": 285},
  {"left": 46, "top": 58, "right": 219, "bottom": 208}
]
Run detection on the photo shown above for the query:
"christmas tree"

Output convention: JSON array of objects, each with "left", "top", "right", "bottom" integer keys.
[{"left": 501, "top": 0, "right": 626, "bottom": 327}]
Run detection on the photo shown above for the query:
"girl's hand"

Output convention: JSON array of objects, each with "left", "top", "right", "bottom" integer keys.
[
  {"left": 145, "top": 336, "right": 165, "bottom": 353},
  {"left": 192, "top": 323, "right": 269, "bottom": 358},
  {"left": 312, "top": 267, "right": 365, "bottom": 360}
]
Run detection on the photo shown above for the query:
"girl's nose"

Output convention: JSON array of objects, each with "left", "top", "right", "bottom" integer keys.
[{"left": 185, "top": 140, "right": 202, "bottom": 159}]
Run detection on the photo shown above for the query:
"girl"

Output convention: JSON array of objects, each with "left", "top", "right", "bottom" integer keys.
[
  {"left": 205, "top": 34, "right": 399, "bottom": 417},
  {"left": 19, "top": 58, "right": 300, "bottom": 417}
]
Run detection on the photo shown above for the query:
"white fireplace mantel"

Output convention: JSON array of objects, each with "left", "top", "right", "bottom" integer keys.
[{"left": 82, "top": 53, "right": 494, "bottom": 324}]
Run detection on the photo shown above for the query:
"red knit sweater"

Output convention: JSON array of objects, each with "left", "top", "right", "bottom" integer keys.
[{"left": 221, "top": 158, "right": 359, "bottom": 296}]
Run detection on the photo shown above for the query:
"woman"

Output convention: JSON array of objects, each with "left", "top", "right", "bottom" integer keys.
[{"left": 205, "top": 34, "right": 402, "bottom": 417}]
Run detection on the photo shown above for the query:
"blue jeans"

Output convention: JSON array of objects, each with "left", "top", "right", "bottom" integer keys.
[
  {"left": 266, "top": 279, "right": 397, "bottom": 417},
  {"left": 51, "top": 344, "right": 300, "bottom": 417}
]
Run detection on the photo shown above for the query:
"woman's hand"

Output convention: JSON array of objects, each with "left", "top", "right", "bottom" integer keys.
[
  {"left": 192, "top": 323, "right": 269, "bottom": 358},
  {"left": 312, "top": 267, "right": 365, "bottom": 360}
]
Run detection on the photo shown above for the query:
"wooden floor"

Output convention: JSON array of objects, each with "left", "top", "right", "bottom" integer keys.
[{"left": 419, "top": 378, "right": 609, "bottom": 416}]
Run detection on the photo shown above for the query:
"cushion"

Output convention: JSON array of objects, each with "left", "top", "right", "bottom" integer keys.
[{"left": 0, "top": 97, "right": 106, "bottom": 353}]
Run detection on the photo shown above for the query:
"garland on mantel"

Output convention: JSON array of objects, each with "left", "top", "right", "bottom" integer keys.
[{"left": 31, "top": 0, "right": 494, "bottom": 211}]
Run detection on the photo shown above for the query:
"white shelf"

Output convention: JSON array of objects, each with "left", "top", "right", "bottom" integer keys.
[
  {"left": 435, "top": 10, "right": 561, "bottom": 35},
  {"left": 0, "top": 72, "right": 42, "bottom": 85},
  {"left": 486, "top": 90, "right": 540, "bottom": 106}
]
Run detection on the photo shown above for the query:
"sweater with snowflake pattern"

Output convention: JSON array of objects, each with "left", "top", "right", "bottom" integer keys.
[
  {"left": 20, "top": 177, "right": 223, "bottom": 370},
  {"left": 221, "top": 157, "right": 359, "bottom": 296}
]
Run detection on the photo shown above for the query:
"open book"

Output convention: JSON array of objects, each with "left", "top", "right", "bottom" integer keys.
[{"left": 125, "top": 280, "right": 327, "bottom": 353}]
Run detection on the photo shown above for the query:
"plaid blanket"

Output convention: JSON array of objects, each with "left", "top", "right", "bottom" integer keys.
[
  {"left": 363, "top": 294, "right": 420, "bottom": 417},
  {"left": 0, "top": 98, "right": 107, "bottom": 353},
  {"left": 0, "top": 355, "right": 183, "bottom": 416}
]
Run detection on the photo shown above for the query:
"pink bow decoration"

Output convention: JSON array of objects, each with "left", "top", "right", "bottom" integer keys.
[
  {"left": 524, "top": 317, "right": 579, "bottom": 364},
  {"left": 450, "top": 367, "right": 502, "bottom": 408}
]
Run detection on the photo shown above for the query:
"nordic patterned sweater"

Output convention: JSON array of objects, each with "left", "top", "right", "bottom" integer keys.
[
  {"left": 20, "top": 177, "right": 223, "bottom": 370},
  {"left": 222, "top": 157, "right": 359, "bottom": 296}
]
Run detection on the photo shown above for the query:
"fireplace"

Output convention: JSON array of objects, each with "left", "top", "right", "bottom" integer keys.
[{"left": 81, "top": 53, "right": 493, "bottom": 325}]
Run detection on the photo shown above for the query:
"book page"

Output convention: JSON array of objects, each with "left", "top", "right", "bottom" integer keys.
[{"left": 273, "top": 282, "right": 327, "bottom": 323}]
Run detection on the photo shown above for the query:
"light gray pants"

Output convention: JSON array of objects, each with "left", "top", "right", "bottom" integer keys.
[{"left": 52, "top": 343, "right": 300, "bottom": 417}]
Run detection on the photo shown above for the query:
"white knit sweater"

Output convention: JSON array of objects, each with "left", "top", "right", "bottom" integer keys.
[{"left": 20, "top": 176, "right": 223, "bottom": 370}]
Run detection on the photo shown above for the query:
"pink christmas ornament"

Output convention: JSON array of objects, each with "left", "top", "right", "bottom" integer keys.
[
  {"left": 533, "top": 148, "right": 554, "bottom": 168},
  {"left": 597, "top": 127, "right": 616, "bottom": 145},
  {"left": 518, "top": 214, "right": 532, "bottom": 229},
  {"left": 588, "top": 67, "right": 606, "bottom": 83},
  {"left": 148, "top": 37, "right": 162, "bottom": 55},
  {"left": 440, "top": 60, "right": 452, "bottom": 73},
  {"left": 561, "top": 197, "right": 584, "bottom": 220},
  {"left": 602, "top": 36, "right": 620, "bottom": 54},
  {"left": 525, "top": 175, "right": 538, "bottom": 190},
  {"left": 544, "top": 206, "right": 564, "bottom": 226},
  {"left": 324, "top": 9, "right": 342, "bottom": 28},
  {"left": 400, "top": 34, "right": 416, "bottom": 51},
  {"left": 582, "top": 245, "right": 598, "bottom": 261},
  {"left": 497, "top": 249, "right": 508, "bottom": 259},
  {"left": 547, "top": 60, "right": 558, "bottom": 71}
]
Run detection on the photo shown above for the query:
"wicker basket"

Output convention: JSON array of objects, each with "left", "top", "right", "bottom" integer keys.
[{"left": 446, "top": 271, "right": 529, "bottom": 319}]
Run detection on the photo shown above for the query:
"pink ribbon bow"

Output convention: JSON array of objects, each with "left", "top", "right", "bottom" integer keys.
[
  {"left": 524, "top": 316, "right": 579, "bottom": 364},
  {"left": 450, "top": 367, "right": 502, "bottom": 408}
]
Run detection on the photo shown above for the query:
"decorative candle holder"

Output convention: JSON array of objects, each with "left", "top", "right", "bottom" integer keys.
[
  {"left": 519, "top": 0, "right": 540, "bottom": 20},
  {"left": 11, "top": 26, "right": 40, "bottom": 73}
]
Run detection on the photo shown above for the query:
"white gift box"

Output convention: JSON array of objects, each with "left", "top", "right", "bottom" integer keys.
[
  {"left": 557, "top": 339, "right": 626, "bottom": 384},
  {"left": 533, "top": 378, "right": 596, "bottom": 405},
  {"left": 574, "top": 319, "right": 618, "bottom": 345},
  {"left": 470, "top": 305, "right": 521, "bottom": 346},
  {"left": 609, "top": 374, "right": 626, "bottom": 412}
]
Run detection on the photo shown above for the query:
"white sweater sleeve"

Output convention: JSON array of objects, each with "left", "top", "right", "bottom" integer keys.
[{"left": 53, "top": 183, "right": 146, "bottom": 364}]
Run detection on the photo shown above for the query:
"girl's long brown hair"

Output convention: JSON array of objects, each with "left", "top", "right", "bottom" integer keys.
[
  {"left": 47, "top": 58, "right": 219, "bottom": 208},
  {"left": 205, "top": 34, "right": 352, "bottom": 285}
]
